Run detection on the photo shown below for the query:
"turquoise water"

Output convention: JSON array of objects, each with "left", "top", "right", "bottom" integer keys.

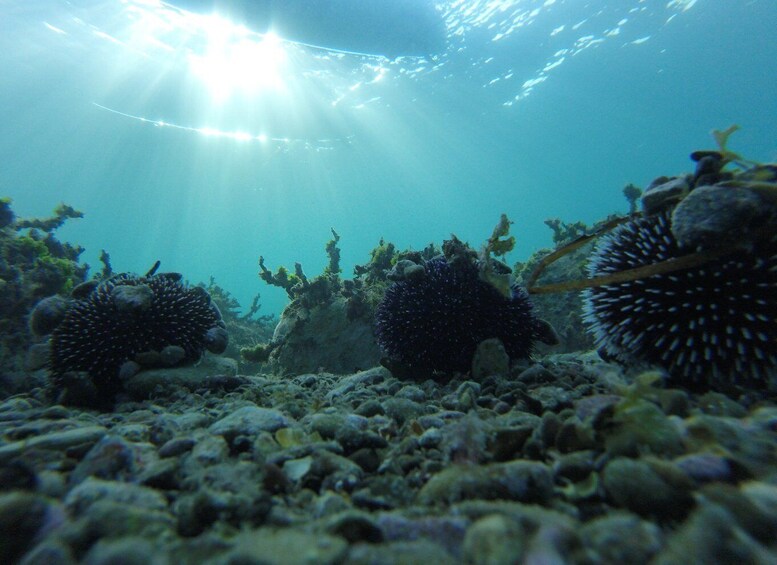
[{"left": 1, "top": 0, "right": 775, "bottom": 316}]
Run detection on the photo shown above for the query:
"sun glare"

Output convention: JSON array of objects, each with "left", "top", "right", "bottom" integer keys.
[{"left": 187, "top": 19, "right": 288, "bottom": 101}]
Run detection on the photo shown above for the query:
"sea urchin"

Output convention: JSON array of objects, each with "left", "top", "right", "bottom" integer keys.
[
  {"left": 582, "top": 212, "right": 777, "bottom": 386},
  {"left": 44, "top": 271, "right": 227, "bottom": 398},
  {"left": 375, "top": 256, "right": 543, "bottom": 375}
]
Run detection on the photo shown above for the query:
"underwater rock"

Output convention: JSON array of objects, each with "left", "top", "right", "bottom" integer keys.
[
  {"left": 111, "top": 284, "right": 153, "bottom": 313},
  {"left": 203, "top": 326, "right": 229, "bottom": 354},
  {"left": 24, "top": 343, "right": 50, "bottom": 371},
  {"left": 64, "top": 477, "right": 168, "bottom": 516},
  {"left": 417, "top": 461, "right": 553, "bottom": 505},
  {"left": 0, "top": 426, "right": 107, "bottom": 464},
  {"left": 514, "top": 241, "right": 594, "bottom": 354},
  {"left": 671, "top": 184, "right": 775, "bottom": 249},
  {"left": 674, "top": 453, "right": 735, "bottom": 485},
  {"left": 579, "top": 512, "right": 663, "bottom": 564},
  {"left": 602, "top": 458, "right": 693, "bottom": 520},
  {"left": 471, "top": 338, "right": 511, "bottom": 380},
  {"left": 269, "top": 295, "right": 382, "bottom": 375},
  {"left": 462, "top": 514, "right": 524, "bottom": 565},
  {"left": 654, "top": 498, "right": 773, "bottom": 564},
  {"left": 159, "top": 345, "right": 186, "bottom": 367},
  {"left": 44, "top": 270, "right": 227, "bottom": 403},
  {"left": 640, "top": 176, "right": 691, "bottom": 215},
  {"left": 28, "top": 295, "right": 70, "bottom": 336},
  {"left": 81, "top": 537, "right": 157, "bottom": 565},
  {"left": 209, "top": 405, "right": 290, "bottom": 440},
  {"left": 0, "top": 492, "right": 65, "bottom": 564}
]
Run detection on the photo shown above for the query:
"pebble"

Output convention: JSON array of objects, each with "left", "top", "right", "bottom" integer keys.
[
  {"left": 225, "top": 528, "right": 348, "bottom": 565},
  {"left": 471, "top": 338, "right": 510, "bottom": 381},
  {"left": 0, "top": 492, "right": 64, "bottom": 564},
  {"left": 602, "top": 458, "right": 693, "bottom": 520},
  {"left": 0, "top": 426, "right": 107, "bottom": 464},
  {"left": 418, "top": 461, "right": 553, "bottom": 505},
  {"left": 158, "top": 437, "right": 196, "bottom": 458},
  {"left": 462, "top": 514, "right": 524, "bottom": 565},
  {"left": 674, "top": 453, "right": 734, "bottom": 485},
  {"left": 64, "top": 478, "right": 168, "bottom": 515},
  {"left": 671, "top": 184, "right": 772, "bottom": 249},
  {"left": 209, "top": 405, "right": 290, "bottom": 439}
]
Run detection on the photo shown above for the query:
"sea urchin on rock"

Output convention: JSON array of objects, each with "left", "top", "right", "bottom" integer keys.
[
  {"left": 39, "top": 271, "right": 227, "bottom": 399},
  {"left": 375, "top": 256, "right": 545, "bottom": 376},
  {"left": 582, "top": 212, "right": 777, "bottom": 387}
]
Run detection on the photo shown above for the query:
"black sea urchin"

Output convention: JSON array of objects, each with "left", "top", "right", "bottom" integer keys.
[
  {"left": 582, "top": 212, "right": 777, "bottom": 386},
  {"left": 375, "top": 256, "right": 542, "bottom": 375},
  {"left": 48, "top": 271, "right": 227, "bottom": 397}
]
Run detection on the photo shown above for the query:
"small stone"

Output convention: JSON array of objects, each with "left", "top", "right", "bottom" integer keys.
[
  {"left": 0, "top": 461, "right": 38, "bottom": 492},
  {"left": 17, "top": 540, "right": 75, "bottom": 565},
  {"left": 697, "top": 392, "right": 747, "bottom": 418},
  {"left": 305, "top": 450, "right": 364, "bottom": 492},
  {"left": 70, "top": 280, "right": 99, "bottom": 299},
  {"left": 137, "top": 458, "right": 179, "bottom": 490},
  {"left": 82, "top": 537, "right": 157, "bottom": 565},
  {"left": 158, "top": 437, "right": 196, "bottom": 458},
  {"left": 204, "top": 326, "right": 228, "bottom": 354},
  {"left": 674, "top": 453, "right": 735, "bottom": 485},
  {"left": 641, "top": 176, "right": 690, "bottom": 214},
  {"left": 364, "top": 540, "right": 460, "bottom": 564},
  {"left": 24, "top": 343, "right": 50, "bottom": 371},
  {"left": 653, "top": 500, "right": 768, "bottom": 564},
  {"left": 403, "top": 263, "right": 426, "bottom": 280},
  {"left": 28, "top": 295, "right": 70, "bottom": 336},
  {"left": 283, "top": 456, "right": 313, "bottom": 483},
  {"left": 396, "top": 385, "right": 426, "bottom": 403},
  {"left": 383, "top": 398, "right": 425, "bottom": 426},
  {"left": 0, "top": 492, "right": 63, "bottom": 564},
  {"left": 111, "top": 284, "right": 153, "bottom": 313},
  {"left": 309, "top": 413, "right": 346, "bottom": 439},
  {"left": 190, "top": 435, "right": 229, "bottom": 466},
  {"left": 69, "top": 435, "right": 150, "bottom": 486},
  {"left": 0, "top": 426, "right": 106, "bottom": 464},
  {"left": 118, "top": 360, "right": 141, "bottom": 381},
  {"left": 472, "top": 338, "right": 510, "bottom": 381},
  {"left": 209, "top": 406, "right": 290, "bottom": 441},
  {"left": 671, "top": 184, "right": 773, "bottom": 249},
  {"left": 355, "top": 400, "right": 385, "bottom": 417},
  {"left": 64, "top": 478, "right": 168, "bottom": 515},
  {"left": 419, "top": 428, "right": 443, "bottom": 449},
  {"left": 314, "top": 491, "right": 351, "bottom": 518},
  {"left": 160, "top": 345, "right": 186, "bottom": 366},
  {"left": 462, "top": 514, "right": 524, "bottom": 565},
  {"left": 489, "top": 426, "right": 533, "bottom": 462},
  {"left": 602, "top": 458, "right": 693, "bottom": 520},
  {"left": 226, "top": 528, "right": 348, "bottom": 565},
  {"left": 580, "top": 512, "right": 663, "bottom": 564},
  {"left": 349, "top": 448, "right": 381, "bottom": 473},
  {"left": 554, "top": 418, "right": 596, "bottom": 453},
  {"left": 604, "top": 398, "right": 684, "bottom": 457},
  {"left": 553, "top": 450, "right": 596, "bottom": 482},
  {"left": 324, "top": 510, "right": 384, "bottom": 543},
  {"left": 418, "top": 461, "right": 553, "bottom": 505}
]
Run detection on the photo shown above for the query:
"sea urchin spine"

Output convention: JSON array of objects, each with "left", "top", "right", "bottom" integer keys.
[
  {"left": 46, "top": 272, "right": 227, "bottom": 398},
  {"left": 582, "top": 212, "right": 777, "bottom": 386},
  {"left": 375, "top": 256, "right": 542, "bottom": 376}
]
